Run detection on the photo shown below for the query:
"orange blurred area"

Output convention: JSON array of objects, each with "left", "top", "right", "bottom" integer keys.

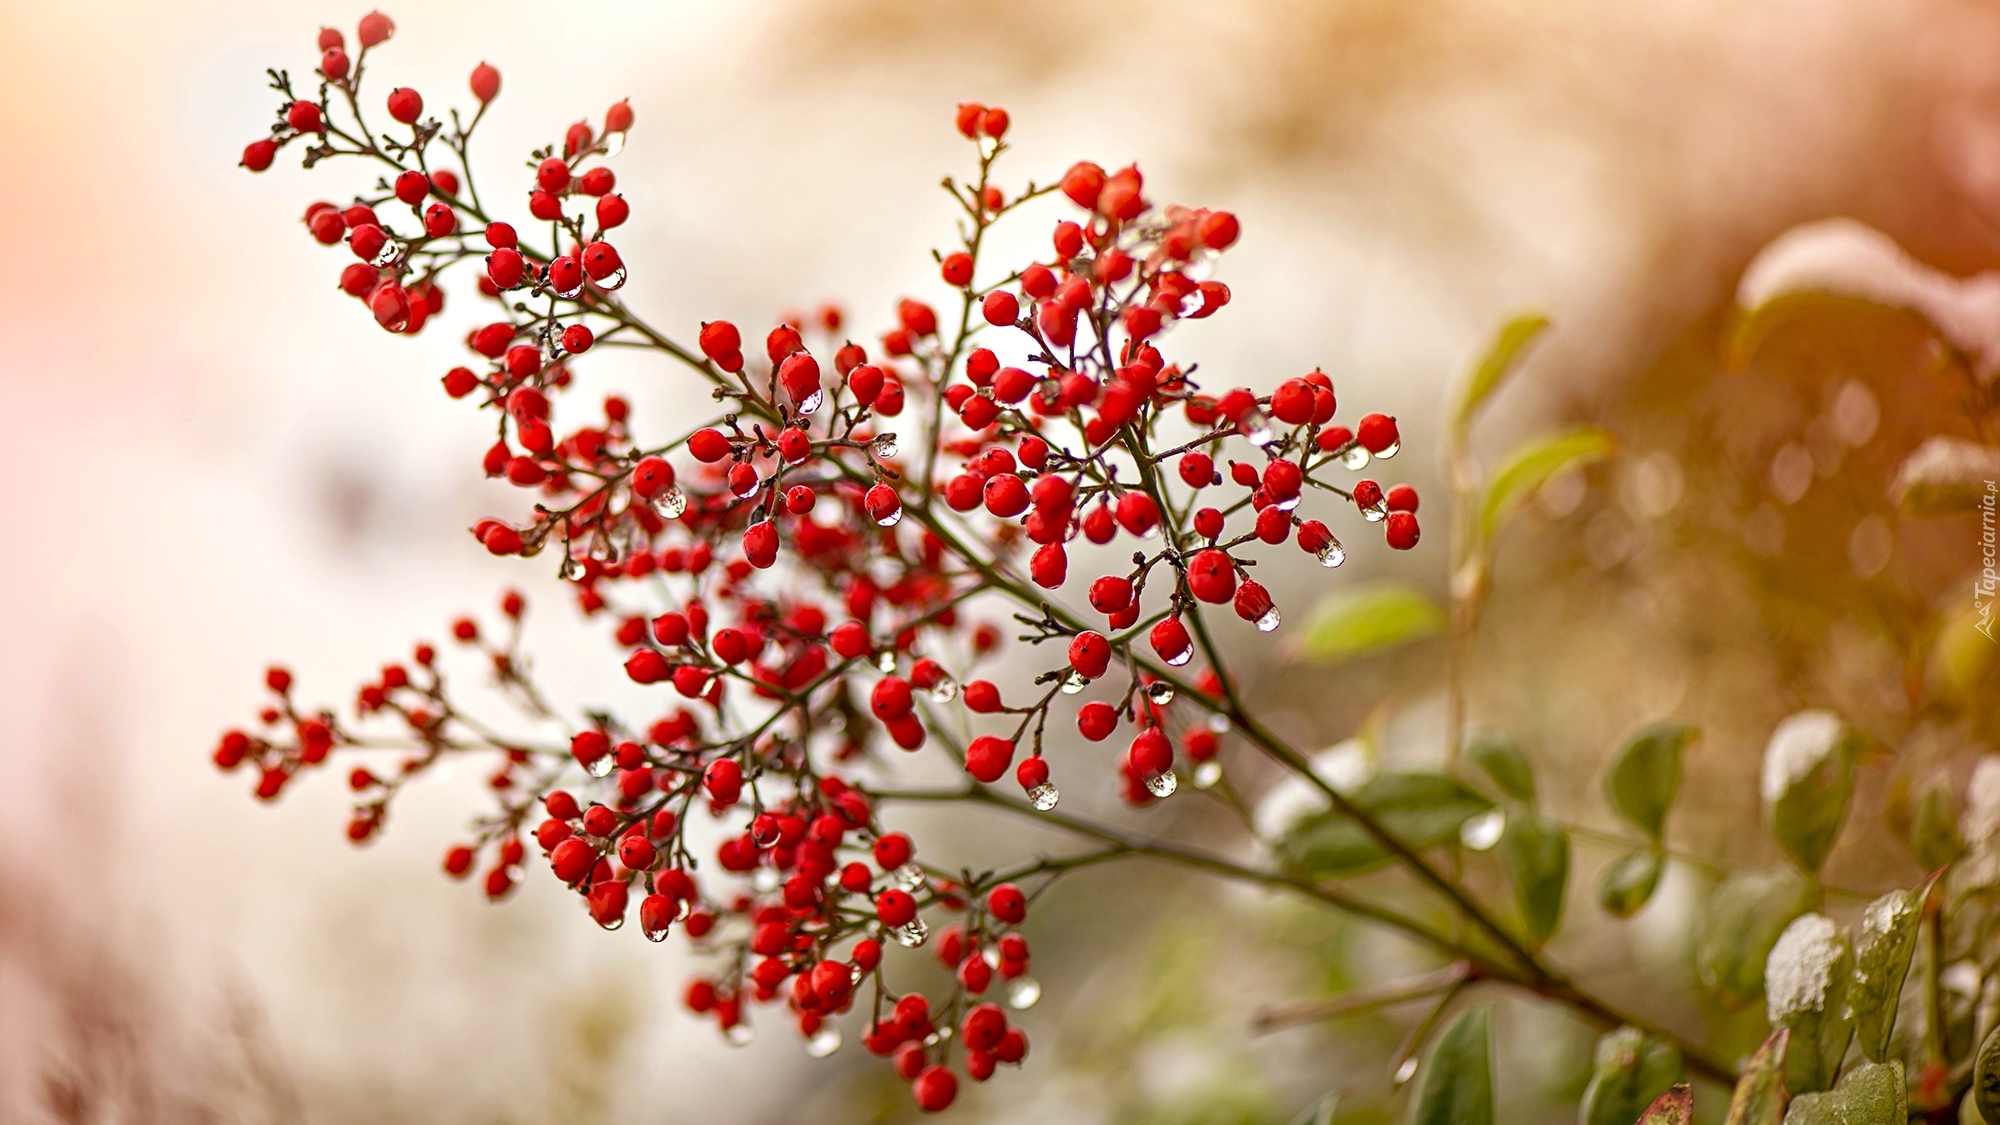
[{"left": 2, "top": 0, "right": 1998, "bottom": 1121}]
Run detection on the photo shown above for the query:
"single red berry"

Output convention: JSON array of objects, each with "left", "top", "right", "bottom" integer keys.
[
  {"left": 1199, "top": 210, "right": 1240, "bottom": 250},
  {"left": 874, "top": 832, "right": 913, "bottom": 870},
  {"left": 1178, "top": 451, "right": 1215, "bottom": 488},
  {"left": 357, "top": 10, "right": 394, "bottom": 47},
  {"left": 981, "top": 290, "right": 1020, "bottom": 326},
  {"left": 912, "top": 1065, "right": 958, "bottom": 1113},
  {"left": 1186, "top": 548, "right": 1237, "bottom": 604},
  {"left": 1386, "top": 484, "right": 1419, "bottom": 513},
  {"left": 964, "top": 735, "right": 1015, "bottom": 783},
  {"left": 1150, "top": 617, "right": 1192, "bottom": 665},
  {"left": 1061, "top": 161, "right": 1106, "bottom": 209},
  {"left": 1068, "top": 631, "right": 1111, "bottom": 679},
  {"left": 606, "top": 99, "right": 635, "bottom": 134},
  {"left": 561, "top": 324, "right": 594, "bottom": 353},
  {"left": 1077, "top": 701, "right": 1118, "bottom": 741},
  {"left": 987, "top": 883, "right": 1026, "bottom": 925},
  {"left": 1386, "top": 511, "right": 1421, "bottom": 550},
  {"left": 876, "top": 888, "right": 917, "bottom": 927},
  {"left": 537, "top": 156, "right": 572, "bottom": 193},
  {"left": 596, "top": 194, "right": 630, "bottom": 230},
  {"left": 871, "top": 676, "right": 915, "bottom": 721},
  {"left": 1353, "top": 479, "right": 1385, "bottom": 512},
  {"left": 1234, "top": 580, "right": 1278, "bottom": 630},
  {"left": 240, "top": 138, "right": 278, "bottom": 171},
  {"left": 955, "top": 102, "right": 987, "bottom": 139},
  {"left": 386, "top": 87, "right": 423, "bottom": 124},
  {"left": 317, "top": 26, "right": 344, "bottom": 51},
  {"left": 285, "top": 99, "right": 324, "bottom": 134},
  {"left": 1088, "top": 575, "right": 1133, "bottom": 615},
  {"left": 423, "top": 203, "right": 456, "bottom": 238},
  {"left": 963, "top": 680, "right": 1002, "bottom": 712},
  {"left": 940, "top": 251, "right": 974, "bottom": 287},
  {"left": 1357, "top": 413, "right": 1400, "bottom": 455},
  {"left": 1016, "top": 755, "right": 1051, "bottom": 793},
  {"left": 687, "top": 428, "right": 731, "bottom": 463},
  {"left": 470, "top": 61, "right": 500, "bottom": 103},
  {"left": 704, "top": 758, "right": 743, "bottom": 804}
]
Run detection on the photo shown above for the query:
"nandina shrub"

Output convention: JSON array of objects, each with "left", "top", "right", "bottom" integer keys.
[{"left": 228, "top": 14, "right": 1990, "bottom": 1122}]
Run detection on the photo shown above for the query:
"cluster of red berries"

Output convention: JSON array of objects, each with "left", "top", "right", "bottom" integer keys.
[{"left": 225, "top": 15, "right": 1420, "bottom": 1112}]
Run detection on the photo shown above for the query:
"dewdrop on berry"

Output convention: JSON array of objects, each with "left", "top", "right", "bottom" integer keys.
[
  {"left": 1006, "top": 977, "right": 1042, "bottom": 1010},
  {"left": 1145, "top": 682, "right": 1175, "bottom": 705},
  {"left": 652, "top": 486, "right": 688, "bottom": 518},
  {"left": 871, "top": 433, "right": 900, "bottom": 459},
  {"left": 806, "top": 1027, "right": 843, "bottom": 1058},
  {"left": 893, "top": 917, "right": 930, "bottom": 948},
  {"left": 1193, "top": 760, "right": 1223, "bottom": 789}
]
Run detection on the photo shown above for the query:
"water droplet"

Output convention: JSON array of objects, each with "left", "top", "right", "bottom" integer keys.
[
  {"left": 1059, "top": 669, "right": 1088, "bottom": 695},
  {"left": 1006, "top": 977, "right": 1042, "bottom": 1010},
  {"left": 751, "top": 820, "right": 781, "bottom": 848},
  {"left": 1193, "top": 761, "right": 1223, "bottom": 789},
  {"left": 875, "top": 651, "right": 897, "bottom": 673},
  {"left": 599, "top": 914, "right": 624, "bottom": 931},
  {"left": 1146, "top": 770, "right": 1179, "bottom": 798},
  {"left": 1145, "top": 682, "right": 1176, "bottom": 705},
  {"left": 644, "top": 918, "right": 671, "bottom": 942},
  {"left": 893, "top": 863, "right": 927, "bottom": 890},
  {"left": 1027, "top": 783, "right": 1060, "bottom": 811},
  {"left": 871, "top": 434, "right": 900, "bottom": 459},
  {"left": 1460, "top": 808, "right": 1506, "bottom": 851},
  {"left": 751, "top": 866, "right": 780, "bottom": 893},
  {"left": 596, "top": 265, "right": 628, "bottom": 291},
  {"left": 806, "top": 1026, "right": 843, "bottom": 1058},
  {"left": 795, "top": 388, "right": 823, "bottom": 415},
  {"left": 893, "top": 918, "right": 929, "bottom": 948},
  {"left": 874, "top": 508, "right": 902, "bottom": 528},
  {"left": 559, "top": 555, "right": 584, "bottom": 582},
  {"left": 1276, "top": 495, "right": 1300, "bottom": 512},
  {"left": 1340, "top": 445, "right": 1371, "bottom": 471},
  {"left": 585, "top": 754, "right": 615, "bottom": 778},
  {"left": 929, "top": 677, "right": 958, "bottom": 704},
  {"left": 1393, "top": 1056, "right": 1418, "bottom": 1084},
  {"left": 555, "top": 276, "right": 584, "bottom": 299},
  {"left": 1137, "top": 524, "right": 1159, "bottom": 540},
  {"left": 1317, "top": 539, "right": 1347, "bottom": 568},
  {"left": 1207, "top": 714, "right": 1233, "bottom": 734},
  {"left": 1255, "top": 606, "right": 1282, "bottom": 633},
  {"left": 1240, "top": 408, "right": 1277, "bottom": 447},
  {"left": 1164, "top": 647, "right": 1192, "bottom": 667},
  {"left": 602, "top": 132, "right": 627, "bottom": 158},
  {"left": 652, "top": 485, "right": 687, "bottom": 519},
  {"left": 1361, "top": 500, "right": 1389, "bottom": 523},
  {"left": 1375, "top": 439, "right": 1400, "bottom": 459},
  {"left": 370, "top": 240, "right": 400, "bottom": 268},
  {"left": 725, "top": 1023, "right": 755, "bottom": 1046},
  {"left": 850, "top": 962, "right": 866, "bottom": 985},
  {"left": 731, "top": 474, "right": 760, "bottom": 499}
]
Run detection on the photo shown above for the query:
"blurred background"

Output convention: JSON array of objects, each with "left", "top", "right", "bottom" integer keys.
[{"left": 3, "top": 0, "right": 1998, "bottom": 1121}]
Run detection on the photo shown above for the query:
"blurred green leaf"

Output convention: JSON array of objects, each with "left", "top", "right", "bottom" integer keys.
[
  {"left": 1412, "top": 1007, "right": 1493, "bottom": 1125},
  {"left": 1290, "top": 1094, "right": 1339, "bottom": 1125},
  {"left": 1976, "top": 1023, "right": 2000, "bottom": 1125},
  {"left": 1580, "top": 1028, "right": 1685, "bottom": 1125},
  {"left": 1889, "top": 438, "right": 2000, "bottom": 517},
  {"left": 1911, "top": 779, "right": 1965, "bottom": 872},
  {"left": 1467, "top": 732, "right": 1537, "bottom": 804},
  {"left": 1453, "top": 313, "right": 1550, "bottom": 438},
  {"left": 1605, "top": 721, "right": 1695, "bottom": 841},
  {"left": 1479, "top": 427, "right": 1616, "bottom": 540},
  {"left": 1498, "top": 812, "right": 1569, "bottom": 944},
  {"left": 1762, "top": 712, "right": 1860, "bottom": 876},
  {"left": 1782, "top": 1061, "right": 1904, "bottom": 1125},
  {"left": 1639, "top": 1086, "right": 1695, "bottom": 1125},
  {"left": 1283, "top": 773, "right": 1494, "bottom": 879},
  {"left": 1598, "top": 849, "right": 1665, "bottom": 918},
  {"left": 1697, "top": 870, "right": 1814, "bottom": 1007},
  {"left": 1725, "top": 1029, "right": 1792, "bottom": 1125},
  {"left": 1765, "top": 914, "right": 1853, "bottom": 1094},
  {"left": 1291, "top": 582, "right": 1447, "bottom": 664},
  {"left": 1851, "top": 879, "right": 1931, "bottom": 1062}
]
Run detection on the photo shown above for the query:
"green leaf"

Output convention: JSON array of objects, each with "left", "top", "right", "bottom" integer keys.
[
  {"left": 1725, "top": 1029, "right": 1793, "bottom": 1125},
  {"left": 1283, "top": 772, "right": 1494, "bottom": 879},
  {"left": 1911, "top": 779, "right": 1965, "bottom": 872},
  {"left": 1639, "top": 1086, "right": 1694, "bottom": 1125},
  {"left": 1598, "top": 849, "right": 1666, "bottom": 918},
  {"left": 1290, "top": 1094, "right": 1339, "bottom": 1125},
  {"left": 1697, "top": 870, "right": 1815, "bottom": 1007},
  {"left": 1291, "top": 582, "right": 1447, "bottom": 664},
  {"left": 1782, "top": 1061, "right": 1905, "bottom": 1125},
  {"left": 1761, "top": 711, "right": 1860, "bottom": 875},
  {"left": 1453, "top": 313, "right": 1551, "bottom": 437},
  {"left": 1499, "top": 812, "right": 1569, "bottom": 944},
  {"left": 1411, "top": 1007, "right": 1493, "bottom": 1125},
  {"left": 1851, "top": 879, "right": 1932, "bottom": 1062},
  {"left": 1605, "top": 721, "right": 1696, "bottom": 841},
  {"left": 1479, "top": 427, "right": 1617, "bottom": 540},
  {"left": 1975, "top": 1022, "right": 2000, "bottom": 1125},
  {"left": 1765, "top": 914, "right": 1854, "bottom": 1094},
  {"left": 1580, "top": 1028, "right": 1685, "bottom": 1125},
  {"left": 1467, "top": 731, "right": 1537, "bottom": 804}
]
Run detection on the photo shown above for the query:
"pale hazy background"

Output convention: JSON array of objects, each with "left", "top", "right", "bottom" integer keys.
[{"left": 3, "top": 0, "right": 1998, "bottom": 1120}]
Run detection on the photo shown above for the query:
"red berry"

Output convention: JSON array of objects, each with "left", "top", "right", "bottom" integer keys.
[
  {"left": 987, "top": 883, "right": 1026, "bottom": 925},
  {"left": 876, "top": 888, "right": 917, "bottom": 927},
  {"left": 1357, "top": 413, "right": 1400, "bottom": 455},
  {"left": 1386, "top": 484, "right": 1419, "bottom": 513},
  {"left": 1186, "top": 548, "right": 1237, "bottom": 604},
  {"left": 1233, "top": 580, "right": 1278, "bottom": 629},
  {"left": 1061, "top": 161, "right": 1106, "bottom": 210},
  {"left": 1068, "top": 631, "right": 1111, "bottom": 679},
  {"left": 941, "top": 251, "right": 974, "bottom": 287},
  {"left": 1077, "top": 701, "right": 1119, "bottom": 741},
  {"left": 470, "top": 62, "right": 500, "bottom": 103},
  {"left": 1088, "top": 575, "right": 1133, "bottom": 615},
  {"left": 357, "top": 10, "right": 394, "bottom": 47},
  {"left": 241, "top": 138, "right": 278, "bottom": 171},
  {"left": 874, "top": 832, "right": 914, "bottom": 870},
  {"left": 963, "top": 680, "right": 1002, "bottom": 712},
  {"left": 912, "top": 1065, "right": 958, "bottom": 1113},
  {"left": 965, "top": 735, "right": 1015, "bottom": 783},
  {"left": 286, "top": 100, "right": 324, "bottom": 134},
  {"left": 1198, "top": 210, "right": 1240, "bottom": 250},
  {"left": 982, "top": 290, "right": 1020, "bottom": 326},
  {"left": 688, "top": 428, "right": 731, "bottom": 463},
  {"left": 1386, "top": 511, "right": 1421, "bottom": 550},
  {"left": 1150, "top": 617, "right": 1192, "bottom": 665},
  {"left": 597, "top": 194, "right": 630, "bottom": 230},
  {"left": 983, "top": 474, "right": 1029, "bottom": 518},
  {"left": 386, "top": 87, "right": 423, "bottom": 124},
  {"left": 1128, "top": 728, "right": 1173, "bottom": 778}
]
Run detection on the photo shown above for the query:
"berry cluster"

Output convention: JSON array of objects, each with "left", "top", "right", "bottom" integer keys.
[{"left": 228, "top": 15, "right": 1420, "bottom": 1111}]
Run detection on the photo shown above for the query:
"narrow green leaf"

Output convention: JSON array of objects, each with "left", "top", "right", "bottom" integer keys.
[
  {"left": 1697, "top": 870, "right": 1814, "bottom": 1007},
  {"left": 1639, "top": 1085, "right": 1694, "bottom": 1125},
  {"left": 1498, "top": 812, "right": 1569, "bottom": 944},
  {"left": 1580, "top": 1028, "right": 1685, "bottom": 1125},
  {"left": 1290, "top": 1094, "right": 1339, "bottom": 1125},
  {"left": 1975, "top": 1022, "right": 2000, "bottom": 1125},
  {"left": 1479, "top": 427, "right": 1616, "bottom": 540},
  {"left": 1911, "top": 778, "right": 1965, "bottom": 872},
  {"left": 1291, "top": 582, "right": 1447, "bottom": 664},
  {"left": 1761, "top": 711, "right": 1859, "bottom": 876},
  {"left": 1765, "top": 914, "right": 1854, "bottom": 1094},
  {"left": 1781, "top": 1061, "right": 1905, "bottom": 1125},
  {"left": 1467, "top": 731, "right": 1537, "bottom": 804},
  {"left": 1411, "top": 1006, "right": 1493, "bottom": 1125},
  {"left": 1453, "top": 313, "right": 1551, "bottom": 437},
  {"left": 1850, "top": 878, "right": 1932, "bottom": 1062},
  {"left": 1598, "top": 849, "right": 1666, "bottom": 918},
  {"left": 1605, "top": 721, "right": 1696, "bottom": 841},
  {"left": 1725, "top": 1029, "right": 1792, "bottom": 1125},
  {"left": 1283, "top": 772, "right": 1494, "bottom": 878}
]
